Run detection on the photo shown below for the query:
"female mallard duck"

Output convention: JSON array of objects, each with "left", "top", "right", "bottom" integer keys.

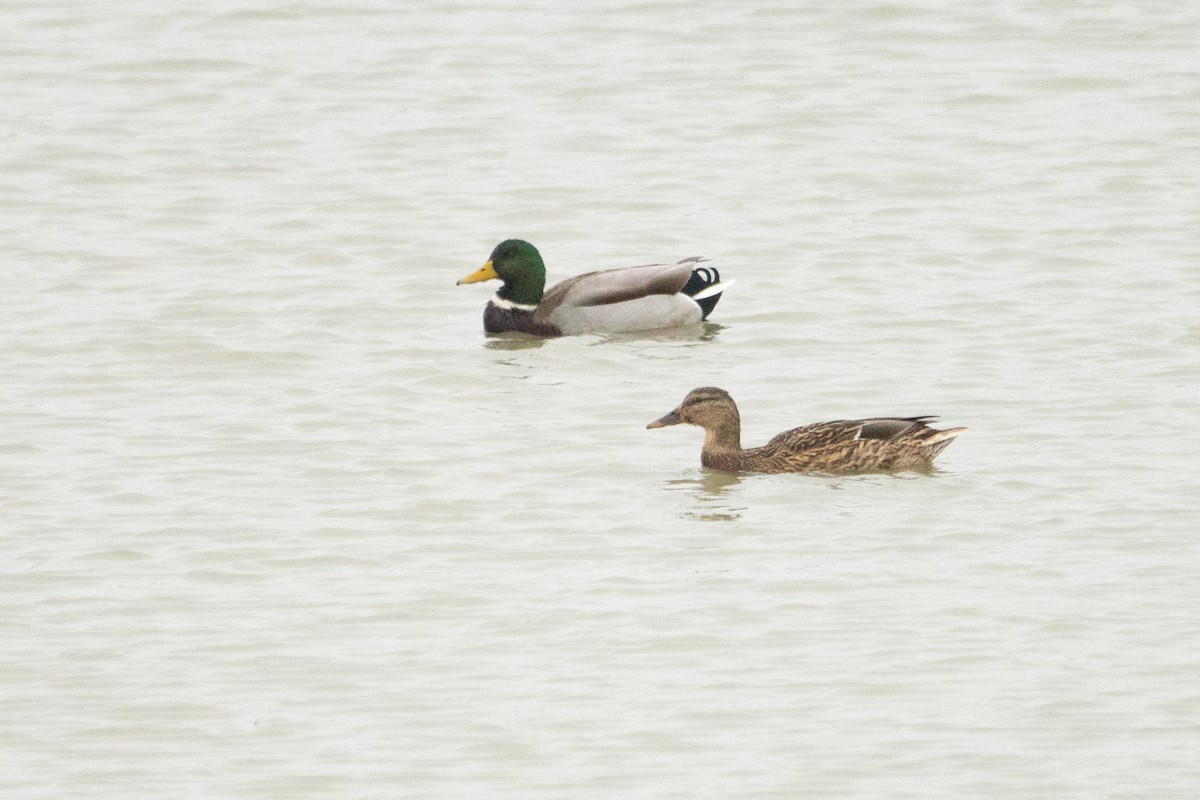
[
  {"left": 648, "top": 387, "right": 966, "bottom": 475},
  {"left": 457, "top": 239, "right": 731, "bottom": 336}
]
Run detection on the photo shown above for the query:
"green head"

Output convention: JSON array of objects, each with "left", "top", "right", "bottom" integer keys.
[{"left": 456, "top": 239, "right": 547, "bottom": 305}]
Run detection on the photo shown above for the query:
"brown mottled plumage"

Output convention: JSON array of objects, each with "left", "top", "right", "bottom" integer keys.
[{"left": 647, "top": 387, "right": 966, "bottom": 475}]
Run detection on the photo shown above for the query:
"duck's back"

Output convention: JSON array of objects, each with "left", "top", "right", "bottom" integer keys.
[{"left": 535, "top": 261, "right": 703, "bottom": 334}]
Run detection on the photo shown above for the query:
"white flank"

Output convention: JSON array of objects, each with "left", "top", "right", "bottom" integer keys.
[{"left": 552, "top": 294, "right": 703, "bottom": 335}]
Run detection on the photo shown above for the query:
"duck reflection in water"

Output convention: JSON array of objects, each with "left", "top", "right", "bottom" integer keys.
[{"left": 662, "top": 470, "right": 746, "bottom": 522}]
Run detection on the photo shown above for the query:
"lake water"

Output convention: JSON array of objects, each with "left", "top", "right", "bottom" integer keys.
[{"left": 3, "top": 1, "right": 1199, "bottom": 797}]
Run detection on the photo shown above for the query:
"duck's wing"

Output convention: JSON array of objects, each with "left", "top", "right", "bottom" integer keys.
[
  {"left": 763, "top": 417, "right": 957, "bottom": 473},
  {"left": 759, "top": 417, "right": 936, "bottom": 455},
  {"left": 855, "top": 416, "right": 939, "bottom": 440},
  {"left": 762, "top": 419, "right": 874, "bottom": 452},
  {"left": 533, "top": 260, "right": 697, "bottom": 321}
]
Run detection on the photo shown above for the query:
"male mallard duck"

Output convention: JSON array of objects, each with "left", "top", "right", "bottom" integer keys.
[
  {"left": 648, "top": 387, "right": 966, "bottom": 475},
  {"left": 457, "top": 239, "right": 731, "bottom": 336}
]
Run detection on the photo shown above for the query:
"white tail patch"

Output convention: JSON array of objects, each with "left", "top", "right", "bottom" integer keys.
[
  {"left": 928, "top": 427, "right": 968, "bottom": 443},
  {"left": 691, "top": 279, "right": 735, "bottom": 301}
]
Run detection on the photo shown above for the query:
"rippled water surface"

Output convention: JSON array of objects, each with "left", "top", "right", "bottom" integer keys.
[{"left": 3, "top": 1, "right": 1199, "bottom": 797}]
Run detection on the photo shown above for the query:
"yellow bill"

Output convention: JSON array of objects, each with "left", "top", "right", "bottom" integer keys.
[{"left": 456, "top": 260, "right": 498, "bottom": 285}]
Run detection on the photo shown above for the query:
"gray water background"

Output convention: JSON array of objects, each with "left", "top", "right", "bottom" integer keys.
[{"left": 3, "top": 1, "right": 1199, "bottom": 797}]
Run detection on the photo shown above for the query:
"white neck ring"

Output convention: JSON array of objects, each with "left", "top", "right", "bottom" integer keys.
[{"left": 491, "top": 294, "right": 537, "bottom": 312}]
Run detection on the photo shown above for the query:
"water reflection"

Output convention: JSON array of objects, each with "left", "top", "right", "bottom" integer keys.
[
  {"left": 695, "top": 321, "right": 725, "bottom": 341},
  {"left": 821, "top": 466, "right": 940, "bottom": 488},
  {"left": 482, "top": 334, "right": 548, "bottom": 352},
  {"left": 663, "top": 469, "right": 746, "bottom": 522},
  {"left": 480, "top": 322, "right": 723, "bottom": 353},
  {"left": 600, "top": 321, "right": 726, "bottom": 346}
]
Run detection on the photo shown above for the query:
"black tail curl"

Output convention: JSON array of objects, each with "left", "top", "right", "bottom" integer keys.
[{"left": 682, "top": 266, "right": 724, "bottom": 319}]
